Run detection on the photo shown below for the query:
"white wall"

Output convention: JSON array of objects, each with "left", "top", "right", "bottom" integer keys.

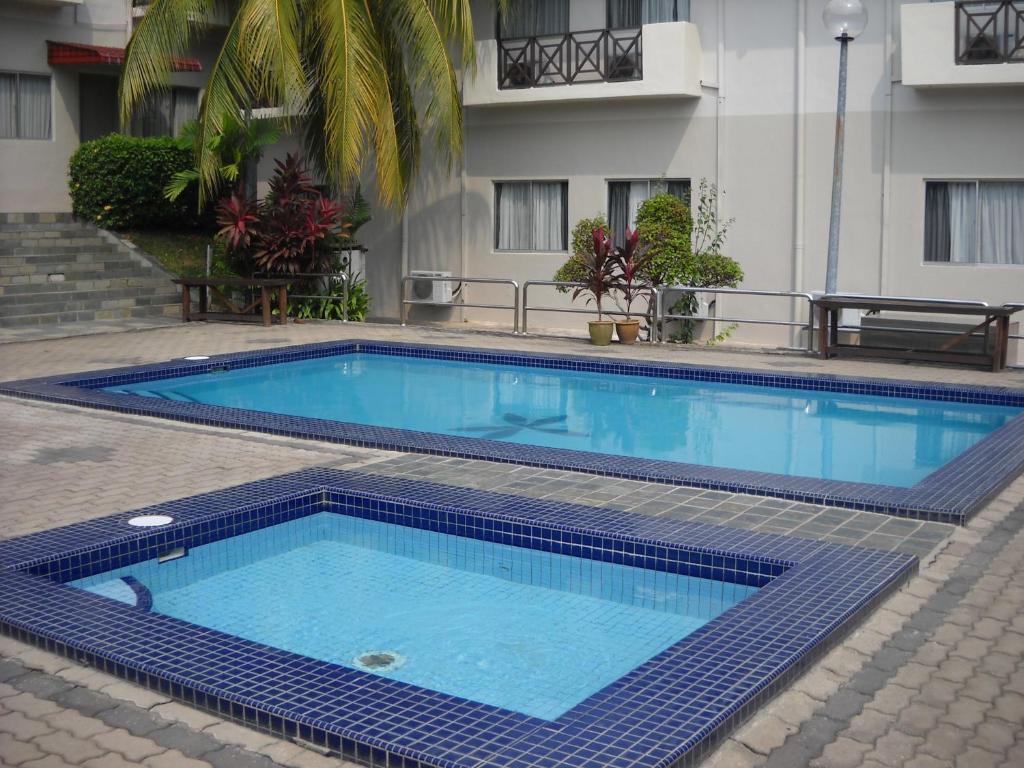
[{"left": 365, "top": 0, "right": 1024, "bottom": 343}]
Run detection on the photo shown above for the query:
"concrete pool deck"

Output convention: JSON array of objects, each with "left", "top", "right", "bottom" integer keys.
[{"left": 0, "top": 321, "right": 1022, "bottom": 768}]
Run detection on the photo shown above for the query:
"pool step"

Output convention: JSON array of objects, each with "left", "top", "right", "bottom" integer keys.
[{"left": 0, "top": 214, "right": 180, "bottom": 327}]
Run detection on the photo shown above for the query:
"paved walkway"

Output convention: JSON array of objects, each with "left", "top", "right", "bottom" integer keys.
[{"left": 0, "top": 321, "right": 1022, "bottom": 767}]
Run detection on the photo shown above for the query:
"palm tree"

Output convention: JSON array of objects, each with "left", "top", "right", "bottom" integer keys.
[{"left": 120, "top": 0, "right": 481, "bottom": 208}]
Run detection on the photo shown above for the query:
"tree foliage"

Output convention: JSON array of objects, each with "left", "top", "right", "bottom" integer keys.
[{"left": 121, "top": 0, "right": 489, "bottom": 208}]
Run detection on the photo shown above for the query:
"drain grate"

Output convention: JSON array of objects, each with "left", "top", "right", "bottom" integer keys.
[{"left": 353, "top": 650, "right": 406, "bottom": 673}]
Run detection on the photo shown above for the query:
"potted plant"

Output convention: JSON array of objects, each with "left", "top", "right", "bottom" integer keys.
[
  {"left": 611, "top": 227, "right": 651, "bottom": 345},
  {"left": 572, "top": 227, "right": 617, "bottom": 346}
]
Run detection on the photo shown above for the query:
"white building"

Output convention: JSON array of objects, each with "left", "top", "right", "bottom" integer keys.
[
  {"left": 361, "top": 0, "right": 1024, "bottom": 345},
  {"left": 1, "top": 1, "right": 1022, "bottom": 345}
]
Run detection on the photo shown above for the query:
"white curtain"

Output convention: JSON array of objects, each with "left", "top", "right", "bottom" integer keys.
[
  {"left": 0, "top": 74, "right": 15, "bottom": 138},
  {"left": 172, "top": 88, "right": 199, "bottom": 136},
  {"left": 496, "top": 182, "right": 565, "bottom": 251},
  {"left": 978, "top": 182, "right": 1024, "bottom": 265},
  {"left": 18, "top": 75, "right": 51, "bottom": 139},
  {"left": 501, "top": 0, "right": 569, "bottom": 38},
  {"left": 532, "top": 182, "right": 566, "bottom": 251},
  {"left": 948, "top": 182, "right": 977, "bottom": 264},
  {"left": 609, "top": 0, "right": 686, "bottom": 27},
  {"left": 496, "top": 182, "right": 532, "bottom": 250}
]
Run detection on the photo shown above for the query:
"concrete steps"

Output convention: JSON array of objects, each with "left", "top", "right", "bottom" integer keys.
[{"left": 0, "top": 213, "right": 181, "bottom": 327}]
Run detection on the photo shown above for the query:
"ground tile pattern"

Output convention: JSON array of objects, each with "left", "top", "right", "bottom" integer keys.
[{"left": 1, "top": 322, "right": 1023, "bottom": 767}]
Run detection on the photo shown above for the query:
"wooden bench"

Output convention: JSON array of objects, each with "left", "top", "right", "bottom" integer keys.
[
  {"left": 814, "top": 295, "right": 1020, "bottom": 372},
  {"left": 172, "top": 277, "right": 291, "bottom": 327}
]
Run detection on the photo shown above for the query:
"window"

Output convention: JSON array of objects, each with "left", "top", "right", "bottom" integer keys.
[
  {"left": 924, "top": 181, "right": 1024, "bottom": 265},
  {"left": 609, "top": 0, "right": 690, "bottom": 28},
  {"left": 494, "top": 181, "right": 569, "bottom": 252},
  {"left": 0, "top": 72, "right": 52, "bottom": 140},
  {"left": 608, "top": 178, "right": 690, "bottom": 245},
  {"left": 499, "top": 0, "right": 569, "bottom": 39},
  {"left": 131, "top": 87, "right": 200, "bottom": 137}
]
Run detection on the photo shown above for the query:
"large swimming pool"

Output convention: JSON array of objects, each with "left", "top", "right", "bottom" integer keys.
[
  {"left": 104, "top": 353, "right": 1019, "bottom": 488},
  {"left": 4, "top": 340, "right": 1023, "bottom": 522}
]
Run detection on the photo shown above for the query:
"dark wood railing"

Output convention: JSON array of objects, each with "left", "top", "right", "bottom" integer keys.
[
  {"left": 956, "top": 1, "right": 1024, "bottom": 64},
  {"left": 498, "top": 27, "right": 643, "bottom": 89}
]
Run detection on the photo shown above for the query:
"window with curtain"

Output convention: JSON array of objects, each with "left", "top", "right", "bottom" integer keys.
[
  {"left": 609, "top": 0, "right": 690, "bottom": 28},
  {"left": 924, "top": 180, "right": 1024, "bottom": 265},
  {"left": 495, "top": 181, "right": 569, "bottom": 252},
  {"left": 499, "top": 0, "right": 569, "bottom": 39},
  {"left": 608, "top": 178, "right": 690, "bottom": 245},
  {"left": 131, "top": 87, "right": 200, "bottom": 137},
  {"left": 0, "top": 72, "right": 51, "bottom": 140}
]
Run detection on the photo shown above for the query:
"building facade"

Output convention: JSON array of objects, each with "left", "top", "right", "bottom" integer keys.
[{"left": 362, "top": 0, "right": 1024, "bottom": 344}]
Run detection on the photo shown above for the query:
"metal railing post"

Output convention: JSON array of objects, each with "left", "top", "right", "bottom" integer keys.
[{"left": 511, "top": 281, "right": 521, "bottom": 334}]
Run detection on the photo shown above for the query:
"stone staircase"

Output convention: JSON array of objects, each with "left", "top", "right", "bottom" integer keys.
[{"left": 0, "top": 213, "right": 181, "bottom": 328}]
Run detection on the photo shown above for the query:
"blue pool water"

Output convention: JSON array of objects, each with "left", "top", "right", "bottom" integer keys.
[
  {"left": 104, "top": 354, "right": 1021, "bottom": 487},
  {"left": 72, "top": 513, "right": 755, "bottom": 719}
]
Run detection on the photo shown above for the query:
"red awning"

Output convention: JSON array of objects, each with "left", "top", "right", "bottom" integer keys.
[{"left": 46, "top": 41, "right": 202, "bottom": 72}]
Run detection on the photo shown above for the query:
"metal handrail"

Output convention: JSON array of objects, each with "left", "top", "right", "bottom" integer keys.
[
  {"left": 400, "top": 275, "right": 520, "bottom": 334},
  {"left": 655, "top": 286, "right": 816, "bottom": 349},
  {"left": 521, "top": 280, "right": 657, "bottom": 342}
]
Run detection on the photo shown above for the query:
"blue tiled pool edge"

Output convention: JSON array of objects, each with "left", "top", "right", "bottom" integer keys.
[
  {"left": 3, "top": 339, "right": 1023, "bottom": 524},
  {"left": 0, "top": 469, "right": 916, "bottom": 768}
]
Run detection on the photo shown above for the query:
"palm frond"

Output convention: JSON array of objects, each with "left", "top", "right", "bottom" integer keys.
[{"left": 120, "top": 0, "right": 217, "bottom": 127}]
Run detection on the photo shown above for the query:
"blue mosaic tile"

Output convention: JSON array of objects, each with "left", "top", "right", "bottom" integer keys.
[
  {"left": 2, "top": 340, "right": 1022, "bottom": 524},
  {"left": 0, "top": 469, "right": 915, "bottom": 768}
]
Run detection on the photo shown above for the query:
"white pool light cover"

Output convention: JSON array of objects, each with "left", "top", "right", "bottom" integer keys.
[
  {"left": 128, "top": 515, "right": 174, "bottom": 527},
  {"left": 183, "top": 356, "right": 210, "bottom": 361}
]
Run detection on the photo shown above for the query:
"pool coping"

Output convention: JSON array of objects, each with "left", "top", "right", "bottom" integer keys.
[
  {"left": 2, "top": 339, "right": 1023, "bottom": 525},
  {"left": 0, "top": 468, "right": 916, "bottom": 768}
]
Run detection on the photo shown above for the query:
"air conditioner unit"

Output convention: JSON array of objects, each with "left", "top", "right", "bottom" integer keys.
[{"left": 409, "top": 270, "right": 454, "bottom": 304}]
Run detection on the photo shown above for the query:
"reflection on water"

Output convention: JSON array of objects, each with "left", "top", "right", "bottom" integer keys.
[{"left": 106, "top": 355, "right": 1021, "bottom": 488}]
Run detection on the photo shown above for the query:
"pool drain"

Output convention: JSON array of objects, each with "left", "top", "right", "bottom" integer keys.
[{"left": 353, "top": 650, "right": 406, "bottom": 673}]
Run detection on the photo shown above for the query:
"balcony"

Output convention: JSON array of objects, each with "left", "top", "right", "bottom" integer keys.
[
  {"left": 902, "top": 1, "right": 1024, "bottom": 87},
  {"left": 131, "top": 1, "right": 230, "bottom": 27},
  {"left": 463, "top": 21, "right": 702, "bottom": 107}
]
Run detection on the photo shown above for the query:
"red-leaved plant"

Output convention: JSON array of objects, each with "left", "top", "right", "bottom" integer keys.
[
  {"left": 216, "top": 154, "right": 348, "bottom": 275},
  {"left": 571, "top": 227, "right": 617, "bottom": 321},
  {"left": 611, "top": 227, "right": 652, "bottom": 320}
]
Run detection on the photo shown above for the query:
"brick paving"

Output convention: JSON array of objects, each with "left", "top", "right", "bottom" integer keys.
[{"left": 0, "top": 321, "right": 1022, "bottom": 767}]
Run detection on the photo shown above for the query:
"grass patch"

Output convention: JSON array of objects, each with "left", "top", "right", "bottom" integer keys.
[{"left": 122, "top": 229, "right": 235, "bottom": 277}]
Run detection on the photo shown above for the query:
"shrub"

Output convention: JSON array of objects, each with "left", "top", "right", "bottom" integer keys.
[
  {"left": 553, "top": 214, "right": 608, "bottom": 291},
  {"left": 69, "top": 134, "right": 203, "bottom": 230},
  {"left": 634, "top": 193, "right": 693, "bottom": 287}
]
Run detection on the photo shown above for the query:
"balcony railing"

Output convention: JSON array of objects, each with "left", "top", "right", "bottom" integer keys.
[
  {"left": 497, "top": 27, "right": 642, "bottom": 90},
  {"left": 956, "top": 1, "right": 1024, "bottom": 64}
]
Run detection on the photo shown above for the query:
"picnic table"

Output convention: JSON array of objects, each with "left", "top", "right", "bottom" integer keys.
[
  {"left": 814, "top": 295, "right": 1021, "bottom": 371},
  {"left": 171, "top": 277, "right": 290, "bottom": 327}
]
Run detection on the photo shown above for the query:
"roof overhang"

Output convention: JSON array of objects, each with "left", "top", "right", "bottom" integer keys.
[{"left": 46, "top": 41, "right": 202, "bottom": 72}]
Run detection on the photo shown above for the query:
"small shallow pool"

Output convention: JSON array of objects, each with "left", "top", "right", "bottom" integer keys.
[
  {"left": 0, "top": 469, "right": 916, "bottom": 768},
  {"left": 72, "top": 511, "right": 755, "bottom": 719}
]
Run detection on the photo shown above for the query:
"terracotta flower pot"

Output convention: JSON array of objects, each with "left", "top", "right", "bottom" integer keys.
[
  {"left": 615, "top": 319, "right": 641, "bottom": 345},
  {"left": 587, "top": 320, "right": 615, "bottom": 346}
]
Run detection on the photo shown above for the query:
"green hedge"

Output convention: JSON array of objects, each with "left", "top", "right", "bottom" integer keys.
[{"left": 68, "top": 134, "right": 203, "bottom": 230}]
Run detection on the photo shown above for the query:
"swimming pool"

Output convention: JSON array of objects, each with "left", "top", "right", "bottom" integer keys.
[
  {"left": 0, "top": 469, "right": 916, "bottom": 768},
  {"left": 71, "top": 510, "right": 756, "bottom": 720},
  {"left": 3, "top": 340, "right": 1023, "bottom": 522}
]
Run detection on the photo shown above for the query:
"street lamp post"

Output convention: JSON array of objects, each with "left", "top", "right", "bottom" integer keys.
[{"left": 823, "top": 0, "right": 868, "bottom": 296}]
